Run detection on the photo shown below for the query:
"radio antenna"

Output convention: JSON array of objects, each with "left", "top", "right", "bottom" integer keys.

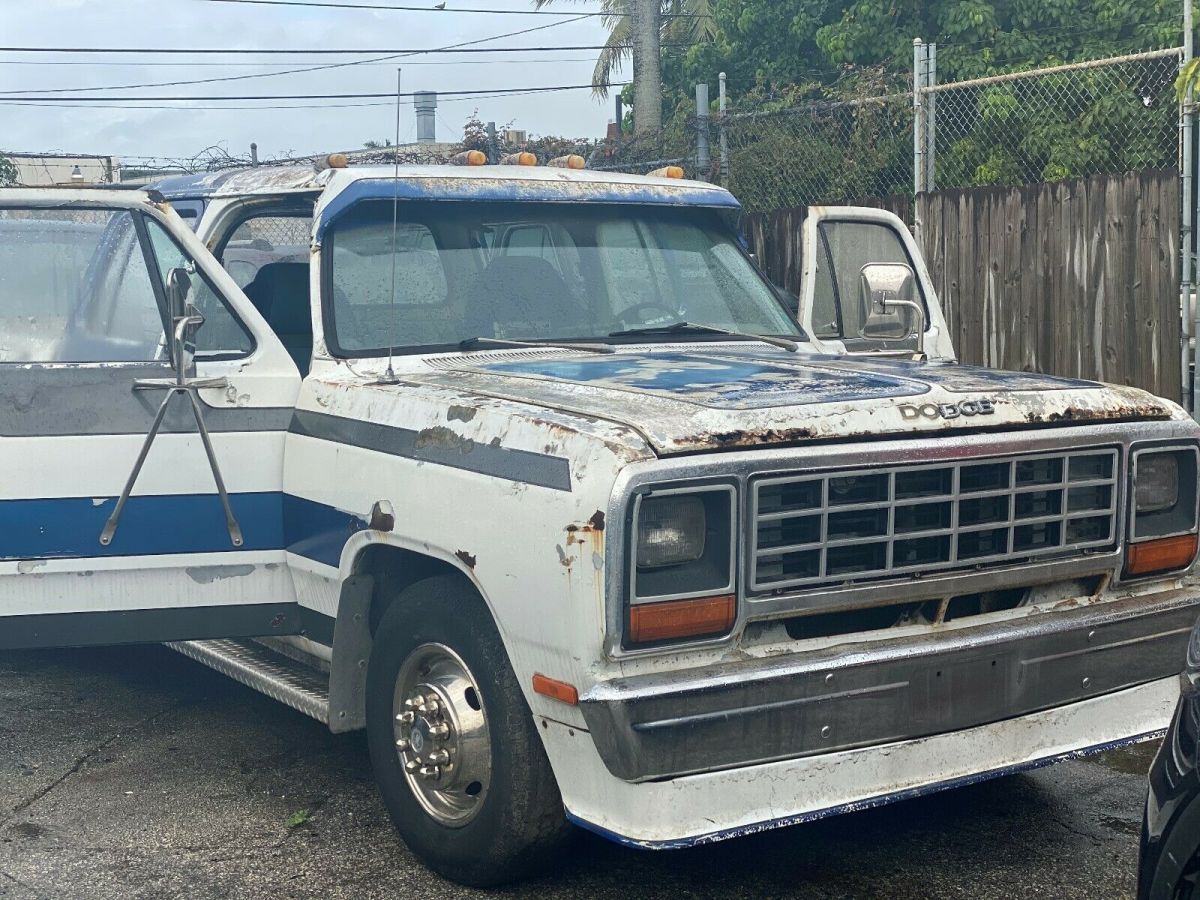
[{"left": 382, "top": 66, "right": 402, "bottom": 384}]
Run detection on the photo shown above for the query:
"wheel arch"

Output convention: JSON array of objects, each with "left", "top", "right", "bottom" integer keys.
[{"left": 326, "top": 533, "right": 498, "bottom": 733}]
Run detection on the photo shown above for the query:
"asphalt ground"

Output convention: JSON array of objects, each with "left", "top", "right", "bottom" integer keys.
[{"left": 0, "top": 644, "right": 1160, "bottom": 900}]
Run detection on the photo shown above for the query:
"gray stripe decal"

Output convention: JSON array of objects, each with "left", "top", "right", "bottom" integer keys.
[
  {"left": 290, "top": 409, "right": 572, "bottom": 492},
  {"left": 0, "top": 365, "right": 293, "bottom": 436}
]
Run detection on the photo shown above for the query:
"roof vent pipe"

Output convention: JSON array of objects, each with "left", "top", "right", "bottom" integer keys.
[{"left": 413, "top": 91, "right": 437, "bottom": 144}]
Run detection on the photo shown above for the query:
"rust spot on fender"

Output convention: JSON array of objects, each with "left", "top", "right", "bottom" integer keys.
[
  {"left": 1022, "top": 402, "right": 1169, "bottom": 424},
  {"left": 674, "top": 427, "right": 818, "bottom": 450},
  {"left": 455, "top": 550, "right": 477, "bottom": 569},
  {"left": 587, "top": 510, "right": 606, "bottom": 532},
  {"left": 415, "top": 425, "right": 475, "bottom": 453}
]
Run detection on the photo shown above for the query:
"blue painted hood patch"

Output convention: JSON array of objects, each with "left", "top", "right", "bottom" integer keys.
[{"left": 472, "top": 352, "right": 929, "bottom": 410}]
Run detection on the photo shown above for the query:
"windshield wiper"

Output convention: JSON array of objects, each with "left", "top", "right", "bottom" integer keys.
[
  {"left": 458, "top": 335, "right": 615, "bottom": 355},
  {"left": 609, "top": 321, "right": 799, "bottom": 352}
]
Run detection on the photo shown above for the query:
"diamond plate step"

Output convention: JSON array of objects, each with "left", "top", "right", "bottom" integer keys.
[{"left": 167, "top": 638, "right": 330, "bottom": 724}]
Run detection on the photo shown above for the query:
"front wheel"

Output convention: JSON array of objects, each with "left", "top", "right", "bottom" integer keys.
[{"left": 365, "top": 574, "right": 571, "bottom": 886}]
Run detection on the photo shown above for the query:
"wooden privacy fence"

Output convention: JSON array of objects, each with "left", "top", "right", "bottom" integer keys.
[{"left": 743, "top": 169, "right": 1182, "bottom": 401}]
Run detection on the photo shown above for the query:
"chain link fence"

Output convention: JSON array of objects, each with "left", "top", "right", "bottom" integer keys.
[
  {"left": 593, "top": 46, "right": 1183, "bottom": 212},
  {"left": 927, "top": 48, "right": 1182, "bottom": 190},
  {"left": 719, "top": 93, "right": 913, "bottom": 212}
]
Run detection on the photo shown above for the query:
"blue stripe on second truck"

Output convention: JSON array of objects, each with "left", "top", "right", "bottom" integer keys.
[{"left": 0, "top": 493, "right": 365, "bottom": 569}]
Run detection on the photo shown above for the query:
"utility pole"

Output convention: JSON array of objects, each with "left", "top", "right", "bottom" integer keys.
[{"left": 629, "top": 0, "right": 662, "bottom": 134}]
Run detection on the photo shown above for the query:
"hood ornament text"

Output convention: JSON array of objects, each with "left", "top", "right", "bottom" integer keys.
[{"left": 898, "top": 399, "right": 995, "bottom": 420}]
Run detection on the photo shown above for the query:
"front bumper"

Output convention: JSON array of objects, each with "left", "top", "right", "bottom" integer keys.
[
  {"left": 545, "top": 674, "right": 1180, "bottom": 847},
  {"left": 1139, "top": 679, "right": 1200, "bottom": 900},
  {"left": 581, "top": 590, "right": 1199, "bottom": 782}
]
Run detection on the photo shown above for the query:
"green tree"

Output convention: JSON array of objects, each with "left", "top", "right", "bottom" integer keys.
[
  {"left": 672, "top": 0, "right": 1187, "bottom": 100},
  {"left": 533, "top": 0, "right": 715, "bottom": 133},
  {"left": 0, "top": 155, "right": 16, "bottom": 187},
  {"left": 663, "top": 0, "right": 1189, "bottom": 202},
  {"left": 534, "top": 0, "right": 715, "bottom": 94}
]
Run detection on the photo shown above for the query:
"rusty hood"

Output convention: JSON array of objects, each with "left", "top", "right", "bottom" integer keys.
[{"left": 415, "top": 346, "right": 1181, "bottom": 456}]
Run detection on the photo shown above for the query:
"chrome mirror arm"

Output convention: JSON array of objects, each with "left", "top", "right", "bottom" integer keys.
[{"left": 878, "top": 296, "right": 927, "bottom": 360}]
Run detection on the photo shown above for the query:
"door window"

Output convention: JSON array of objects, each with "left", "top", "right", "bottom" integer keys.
[
  {"left": 144, "top": 218, "right": 255, "bottom": 358},
  {"left": 814, "top": 220, "right": 925, "bottom": 351},
  {"left": 0, "top": 208, "right": 164, "bottom": 363}
]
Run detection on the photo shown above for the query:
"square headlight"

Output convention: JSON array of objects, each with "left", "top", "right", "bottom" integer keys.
[
  {"left": 1132, "top": 447, "right": 1199, "bottom": 542},
  {"left": 632, "top": 487, "right": 735, "bottom": 600},
  {"left": 637, "top": 495, "right": 707, "bottom": 569},
  {"left": 1136, "top": 453, "right": 1179, "bottom": 513},
  {"left": 627, "top": 486, "right": 737, "bottom": 648}
]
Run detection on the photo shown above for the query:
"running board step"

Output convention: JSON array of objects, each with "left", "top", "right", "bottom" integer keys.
[{"left": 167, "top": 638, "right": 330, "bottom": 725}]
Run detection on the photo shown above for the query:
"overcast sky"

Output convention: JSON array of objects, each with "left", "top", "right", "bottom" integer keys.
[{"left": 0, "top": 0, "right": 616, "bottom": 165}]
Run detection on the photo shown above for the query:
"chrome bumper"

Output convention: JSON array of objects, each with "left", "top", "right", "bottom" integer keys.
[{"left": 580, "top": 589, "right": 1200, "bottom": 782}]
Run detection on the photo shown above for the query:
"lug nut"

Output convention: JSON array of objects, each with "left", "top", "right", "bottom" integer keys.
[
  {"left": 398, "top": 711, "right": 415, "bottom": 724},
  {"left": 429, "top": 723, "right": 450, "bottom": 738},
  {"left": 405, "top": 759, "right": 421, "bottom": 773},
  {"left": 404, "top": 697, "right": 420, "bottom": 710},
  {"left": 429, "top": 749, "right": 450, "bottom": 765},
  {"left": 395, "top": 738, "right": 409, "bottom": 751},
  {"left": 418, "top": 765, "right": 440, "bottom": 780}
]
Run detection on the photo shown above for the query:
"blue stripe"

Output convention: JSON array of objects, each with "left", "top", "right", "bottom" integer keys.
[
  {"left": 0, "top": 493, "right": 364, "bottom": 566},
  {"left": 0, "top": 494, "right": 284, "bottom": 560},
  {"left": 316, "top": 177, "right": 741, "bottom": 241},
  {"left": 282, "top": 494, "right": 367, "bottom": 568}
]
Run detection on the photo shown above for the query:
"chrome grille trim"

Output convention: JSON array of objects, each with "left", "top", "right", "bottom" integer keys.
[{"left": 750, "top": 448, "right": 1120, "bottom": 592}]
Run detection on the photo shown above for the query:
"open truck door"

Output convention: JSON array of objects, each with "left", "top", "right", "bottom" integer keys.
[
  {"left": 797, "top": 206, "right": 956, "bottom": 361},
  {"left": 0, "top": 190, "right": 301, "bottom": 649}
]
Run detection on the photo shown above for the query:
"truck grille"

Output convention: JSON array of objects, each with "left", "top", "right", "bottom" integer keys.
[{"left": 751, "top": 449, "right": 1119, "bottom": 592}]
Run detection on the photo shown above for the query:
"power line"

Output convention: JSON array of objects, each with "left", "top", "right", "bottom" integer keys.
[
  {"left": 0, "top": 12, "right": 594, "bottom": 95},
  {"left": 205, "top": 0, "right": 700, "bottom": 15},
  {"left": 0, "top": 82, "right": 626, "bottom": 105},
  {"left": 0, "top": 56, "right": 616, "bottom": 66},
  {"left": 0, "top": 44, "right": 679, "bottom": 55}
]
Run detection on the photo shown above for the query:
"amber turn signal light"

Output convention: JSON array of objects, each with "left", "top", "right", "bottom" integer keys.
[
  {"left": 532, "top": 673, "right": 579, "bottom": 705},
  {"left": 628, "top": 595, "right": 736, "bottom": 645},
  {"left": 500, "top": 152, "right": 538, "bottom": 167},
  {"left": 647, "top": 165, "right": 684, "bottom": 179},
  {"left": 1125, "top": 533, "right": 1199, "bottom": 577}
]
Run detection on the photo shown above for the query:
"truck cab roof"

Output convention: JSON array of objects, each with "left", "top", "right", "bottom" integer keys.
[{"left": 151, "top": 162, "right": 740, "bottom": 210}]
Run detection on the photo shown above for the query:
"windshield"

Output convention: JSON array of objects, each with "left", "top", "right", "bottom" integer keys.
[{"left": 325, "top": 201, "right": 802, "bottom": 356}]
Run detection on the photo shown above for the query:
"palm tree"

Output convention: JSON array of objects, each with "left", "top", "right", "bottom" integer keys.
[{"left": 533, "top": 0, "right": 715, "bottom": 134}]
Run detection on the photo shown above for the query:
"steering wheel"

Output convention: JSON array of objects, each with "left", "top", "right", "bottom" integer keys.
[{"left": 616, "top": 301, "right": 680, "bottom": 328}]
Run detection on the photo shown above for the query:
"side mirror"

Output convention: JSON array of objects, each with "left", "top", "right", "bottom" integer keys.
[
  {"left": 164, "top": 266, "right": 202, "bottom": 378},
  {"left": 859, "top": 262, "right": 926, "bottom": 357}
]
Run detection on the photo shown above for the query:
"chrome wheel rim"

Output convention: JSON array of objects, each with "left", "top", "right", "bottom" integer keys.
[{"left": 392, "top": 642, "right": 491, "bottom": 827}]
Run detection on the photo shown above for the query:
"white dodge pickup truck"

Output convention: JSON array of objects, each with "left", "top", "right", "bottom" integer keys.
[{"left": 2, "top": 164, "right": 1197, "bottom": 886}]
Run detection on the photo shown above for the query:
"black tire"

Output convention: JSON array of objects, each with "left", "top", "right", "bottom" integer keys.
[{"left": 366, "top": 573, "right": 571, "bottom": 886}]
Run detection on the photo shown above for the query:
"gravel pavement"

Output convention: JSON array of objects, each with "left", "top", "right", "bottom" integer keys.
[{"left": 0, "top": 644, "right": 1159, "bottom": 899}]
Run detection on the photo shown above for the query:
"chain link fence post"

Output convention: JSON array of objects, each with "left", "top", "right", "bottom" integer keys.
[
  {"left": 719, "top": 72, "right": 730, "bottom": 186},
  {"left": 1182, "top": 0, "right": 1194, "bottom": 411},
  {"left": 926, "top": 43, "right": 938, "bottom": 191},
  {"left": 914, "top": 38, "right": 928, "bottom": 242},
  {"left": 695, "top": 82, "right": 711, "bottom": 180}
]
